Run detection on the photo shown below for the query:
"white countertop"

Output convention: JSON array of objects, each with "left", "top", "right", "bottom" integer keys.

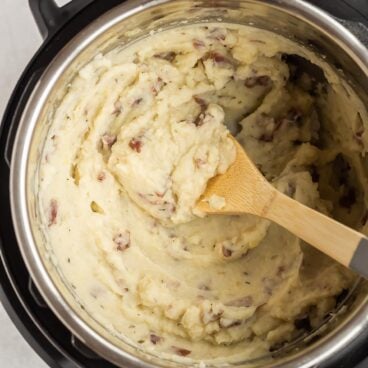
[{"left": 0, "top": 0, "right": 46, "bottom": 367}]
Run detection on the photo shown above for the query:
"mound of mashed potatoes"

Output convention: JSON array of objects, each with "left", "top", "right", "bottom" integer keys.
[{"left": 38, "top": 24, "right": 368, "bottom": 363}]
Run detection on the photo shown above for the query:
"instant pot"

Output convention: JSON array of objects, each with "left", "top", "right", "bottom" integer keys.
[{"left": 1, "top": 0, "right": 368, "bottom": 367}]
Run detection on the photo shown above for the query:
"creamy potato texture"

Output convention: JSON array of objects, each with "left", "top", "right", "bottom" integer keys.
[{"left": 38, "top": 24, "right": 368, "bottom": 363}]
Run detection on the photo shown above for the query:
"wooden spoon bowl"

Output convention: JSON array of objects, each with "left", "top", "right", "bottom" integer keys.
[{"left": 197, "top": 136, "right": 368, "bottom": 279}]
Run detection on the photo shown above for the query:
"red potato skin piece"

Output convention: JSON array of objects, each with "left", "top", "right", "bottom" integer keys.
[
  {"left": 129, "top": 138, "right": 143, "bottom": 153},
  {"left": 225, "top": 295, "right": 253, "bottom": 307},
  {"left": 114, "top": 231, "right": 131, "bottom": 251},
  {"left": 154, "top": 51, "right": 177, "bottom": 62},
  {"left": 149, "top": 334, "right": 162, "bottom": 345},
  {"left": 193, "top": 39, "right": 205, "bottom": 49},
  {"left": 97, "top": 172, "right": 106, "bottom": 182},
  {"left": 222, "top": 246, "right": 233, "bottom": 257},
  {"left": 172, "top": 346, "right": 191, "bottom": 357},
  {"left": 102, "top": 134, "right": 117, "bottom": 149},
  {"left": 244, "top": 75, "right": 271, "bottom": 88},
  {"left": 48, "top": 199, "right": 58, "bottom": 226}
]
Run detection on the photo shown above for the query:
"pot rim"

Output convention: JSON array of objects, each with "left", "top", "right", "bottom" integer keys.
[{"left": 10, "top": 1, "right": 368, "bottom": 367}]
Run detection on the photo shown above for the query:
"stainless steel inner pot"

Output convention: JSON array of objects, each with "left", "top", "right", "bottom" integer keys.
[{"left": 10, "top": 0, "right": 368, "bottom": 367}]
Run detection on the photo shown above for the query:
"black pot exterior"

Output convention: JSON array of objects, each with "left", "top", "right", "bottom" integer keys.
[{"left": 1, "top": 1, "right": 368, "bottom": 368}]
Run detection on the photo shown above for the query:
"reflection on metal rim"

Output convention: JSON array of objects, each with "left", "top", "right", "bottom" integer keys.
[{"left": 9, "top": 1, "right": 368, "bottom": 367}]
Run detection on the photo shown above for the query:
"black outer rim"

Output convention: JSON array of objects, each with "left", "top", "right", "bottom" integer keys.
[
  {"left": 1, "top": 1, "right": 368, "bottom": 368},
  {"left": 28, "top": 0, "right": 95, "bottom": 39}
]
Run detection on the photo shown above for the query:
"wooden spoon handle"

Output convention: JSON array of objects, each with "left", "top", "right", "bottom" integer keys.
[{"left": 266, "top": 190, "right": 368, "bottom": 278}]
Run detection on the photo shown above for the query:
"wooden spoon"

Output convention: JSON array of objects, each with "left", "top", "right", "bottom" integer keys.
[{"left": 196, "top": 136, "right": 368, "bottom": 279}]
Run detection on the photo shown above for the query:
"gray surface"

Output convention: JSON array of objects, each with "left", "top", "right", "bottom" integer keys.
[
  {"left": 0, "top": 1, "right": 47, "bottom": 367},
  {"left": 350, "top": 237, "right": 368, "bottom": 278},
  {"left": 0, "top": 303, "right": 48, "bottom": 368},
  {"left": 339, "top": 19, "right": 368, "bottom": 45}
]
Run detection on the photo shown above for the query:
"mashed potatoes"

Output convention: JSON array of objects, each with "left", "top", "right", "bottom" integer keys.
[{"left": 38, "top": 24, "right": 368, "bottom": 363}]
